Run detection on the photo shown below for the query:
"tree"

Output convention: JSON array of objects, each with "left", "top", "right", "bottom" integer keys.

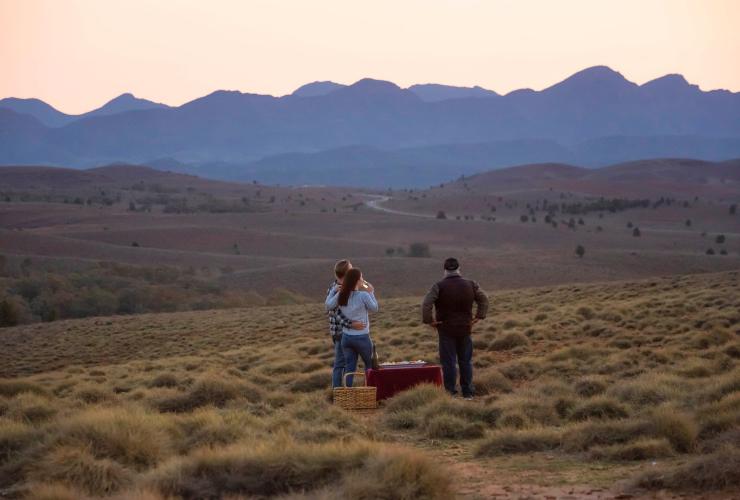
[
  {"left": 575, "top": 245, "right": 585, "bottom": 258},
  {"left": 715, "top": 234, "right": 726, "bottom": 244},
  {"left": 385, "top": 248, "right": 395, "bottom": 256},
  {"left": 730, "top": 204, "right": 737, "bottom": 215},
  {"left": 408, "top": 242, "right": 431, "bottom": 258},
  {"left": 685, "top": 219, "right": 692, "bottom": 227},
  {"left": 436, "top": 210, "right": 447, "bottom": 220},
  {"left": 720, "top": 249, "right": 728, "bottom": 256},
  {"left": 627, "top": 221, "right": 633, "bottom": 228},
  {"left": 131, "top": 241, "right": 140, "bottom": 247},
  {"left": 632, "top": 227, "right": 641, "bottom": 237},
  {"left": 520, "top": 215, "right": 529, "bottom": 223},
  {"left": 706, "top": 248, "right": 716, "bottom": 255},
  {"left": 0, "top": 299, "right": 20, "bottom": 327}
]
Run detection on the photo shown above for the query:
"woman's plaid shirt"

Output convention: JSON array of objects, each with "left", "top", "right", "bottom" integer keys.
[{"left": 327, "top": 281, "right": 352, "bottom": 342}]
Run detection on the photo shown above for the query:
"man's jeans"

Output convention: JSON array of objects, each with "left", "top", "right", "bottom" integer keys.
[
  {"left": 341, "top": 333, "right": 373, "bottom": 386},
  {"left": 438, "top": 333, "right": 474, "bottom": 397},
  {"left": 332, "top": 336, "right": 346, "bottom": 388}
]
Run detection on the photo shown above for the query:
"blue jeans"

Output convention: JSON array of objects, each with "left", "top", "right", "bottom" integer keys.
[
  {"left": 332, "top": 336, "right": 346, "bottom": 388},
  {"left": 341, "top": 333, "right": 373, "bottom": 387},
  {"left": 439, "top": 333, "right": 474, "bottom": 397}
]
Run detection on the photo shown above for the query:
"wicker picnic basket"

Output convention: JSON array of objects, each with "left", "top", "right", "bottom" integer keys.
[{"left": 333, "top": 372, "right": 377, "bottom": 410}]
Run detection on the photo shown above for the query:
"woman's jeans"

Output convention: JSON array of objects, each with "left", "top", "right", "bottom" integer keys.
[
  {"left": 332, "top": 336, "right": 345, "bottom": 388},
  {"left": 341, "top": 333, "right": 373, "bottom": 386}
]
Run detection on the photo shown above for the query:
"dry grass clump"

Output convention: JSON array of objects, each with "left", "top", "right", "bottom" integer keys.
[
  {"left": 425, "top": 414, "right": 485, "bottom": 440},
  {"left": 24, "top": 482, "right": 89, "bottom": 500},
  {"left": 156, "top": 372, "right": 263, "bottom": 412},
  {"left": 29, "top": 445, "right": 134, "bottom": 496},
  {"left": 52, "top": 407, "right": 172, "bottom": 469},
  {"left": 0, "top": 418, "right": 40, "bottom": 464},
  {"left": 146, "top": 438, "right": 450, "bottom": 499},
  {"left": 588, "top": 437, "right": 674, "bottom": 461},
  {"left": 573, "top": 377, "right": 608, "bottom": 397},
  {"left": 561, "top": 420, "right": 649, "bottom": 452},
  {"left": 2, "top": 393, "right": 57, "bottom": 423},
  {"left": 648, "top": 406, "right": 698, "bottom": 453},
  {"left": 569, "top": 396, "right": 629, "bottom": 421},
  {"left": 490, "top": 332, "right": 528, "bottom": 351},
  {"left": 0, "top": 379, "right": 47, "bottom": 398},
  {"left": 168, "top": 408, "right": 261, "bottom": 453},
  {"left": 633, "top": 446, "right": 740, "bottom": 491},
  {"left": 474, "top": 369, "right": 513, "bottom": 394},
  {"left": 475, "top": 427, "right": 561, "bottom": 456}
]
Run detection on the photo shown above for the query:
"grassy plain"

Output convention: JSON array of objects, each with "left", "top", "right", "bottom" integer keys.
[{"left": 1, "top": 271, "right": 738, "bottom": 498}]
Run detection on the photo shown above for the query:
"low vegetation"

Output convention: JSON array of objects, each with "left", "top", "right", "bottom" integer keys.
[{"left": 0, "top": 271, "right": 738, "bottom": 497}]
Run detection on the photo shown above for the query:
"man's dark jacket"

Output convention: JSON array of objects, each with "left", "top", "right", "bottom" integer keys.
[{"left": 422, "top": 273, "right": 489, "bottom": 336}]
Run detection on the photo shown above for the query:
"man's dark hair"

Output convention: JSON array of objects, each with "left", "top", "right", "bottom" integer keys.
[{"left": 443, "top": 257, "right": 459, "bottom": 271}]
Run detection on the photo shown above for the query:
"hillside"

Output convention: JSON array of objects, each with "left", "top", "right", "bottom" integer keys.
[{"left": 0, "top": 271, "right": 738, "bottom": 498}]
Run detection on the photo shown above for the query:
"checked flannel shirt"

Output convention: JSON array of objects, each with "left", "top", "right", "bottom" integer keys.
[{"left": 327, "top": 281, "right": 353, "bottom": 342}]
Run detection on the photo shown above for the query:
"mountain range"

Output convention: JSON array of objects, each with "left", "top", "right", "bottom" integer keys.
[{"left": 1, "top": 66, "right": 739, "bottom": 187}]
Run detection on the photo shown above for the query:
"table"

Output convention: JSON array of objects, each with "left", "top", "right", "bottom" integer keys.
[{"left": 366, "top": 364, "right": 443, "bottom": 401}]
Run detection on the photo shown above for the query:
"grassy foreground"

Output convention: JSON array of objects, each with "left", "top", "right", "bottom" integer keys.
[{"left": 0, "top": 271, "right": 738, "bottom": 498}]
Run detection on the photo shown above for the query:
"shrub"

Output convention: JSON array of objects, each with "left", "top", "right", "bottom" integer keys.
[
  {"left": 575, "top": 245, "right": 585, "bottom": 258},
  {"left": 290, "top": 370, "right": 332, "bottom": 393},
  {"left": 632, "top": 227, "right": 641, "bottom": 237},
  {"left": 569, "top": 397, "right": 629, "bottom": 421},
  {"left": 715, "top": 234, "right": 726, "bottom": 244},
  {"left": 476, "top": 428, "right": 561, "bottom": 456},
  {"left": 490, "top": 332, "right": 528, "bottom": 351},
  {"left": 435, "top": 210, "right": 447, "bottom": 219},
  {"left": 407, "top": 243, "right": 431, "bottom": 258}
]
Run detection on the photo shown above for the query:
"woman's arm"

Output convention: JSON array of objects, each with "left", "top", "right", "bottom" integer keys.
[
  {"left": 362, "top": 291, "right": 379, "bottom": 312},
  {"left": 325, "top": 287, "right": 339, "bottom": 311}
]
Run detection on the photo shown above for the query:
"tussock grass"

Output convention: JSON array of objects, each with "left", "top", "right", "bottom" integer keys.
[
  {"left": 633, "top": 447, "right": 740, "bottom": 491},
  {"left": 490, "top": 332, "right": 528, "bottom": 351},
  {"left": 0, "top": 271, "right": 739, "bottom": 495},
  {"left": 146, "top": 438, "right": 449, "bottom": 499},
  {"left": 475, "top": 428, "right": 562, "bottom": 456},
  {"left": 588, "top": 438, "right": 674, "bottom": 461}
]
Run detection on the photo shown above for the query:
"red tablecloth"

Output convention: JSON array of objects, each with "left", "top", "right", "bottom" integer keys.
[{"left": 366, "top": 364, "right": 443, "bottom": 401}]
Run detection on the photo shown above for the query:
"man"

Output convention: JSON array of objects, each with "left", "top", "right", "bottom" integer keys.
[
  {"left": 327, "top": 259, "right": 365, "bottom": 387},
  {"left": 422, "top": 257, "right": 489, "bottom": 399}
]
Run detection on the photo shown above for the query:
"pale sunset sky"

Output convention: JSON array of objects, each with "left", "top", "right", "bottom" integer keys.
[{"left": 2, "top": 0, "right": 739, "bottom": 114}]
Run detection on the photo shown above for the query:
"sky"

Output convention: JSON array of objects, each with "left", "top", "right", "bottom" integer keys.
[{"left": 2, "top": 0, "right": 739, "bottom": 114}]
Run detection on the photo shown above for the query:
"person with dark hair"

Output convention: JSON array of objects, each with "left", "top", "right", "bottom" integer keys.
[
  {"left": 327, "top": 259, "right": 366, "bottom": 388},
  {"left": 422, "top": 257, "right": 488, "bottom": 399},
  {"left": 325, "top": 267, "right": 378, "bottom": 386}
]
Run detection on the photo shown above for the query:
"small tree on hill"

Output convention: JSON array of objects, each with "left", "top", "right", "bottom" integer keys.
[
  {"left": 685, "top": 219, "right": 692, "bottom": 227},
  {"left": 436, "top": 210, "right": 447, "bottom": 220},
  {"left": 632, "top": 227, "right": 641, "bottom": 237},
  {"left": 627, "top": 221, "right": 633, "bottom": 229},
  {"left": 715, "top": 234, "right": 726, "bottom": 244},
  {"left": 520, "top": 215, "right": 529, "bottom": 223},
  {"left": 575, "top": 245, "right": 585, "bottom": 258},
  {"left": 706, "top": 248, "right": 716, "bottom": 255},
  {"left": 730, "top": 204, "right": 737, "bottom": 215}
]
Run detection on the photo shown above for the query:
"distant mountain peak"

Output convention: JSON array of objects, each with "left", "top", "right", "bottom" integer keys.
[
  {"left": 546, "top": 65, "right": 636, "bottom": 94},
  {"left": 408, "top": 83, "right": 499, "bottom": 102},
  {"left": 292, "top": 81, "right": 345, "bottom": 97},
  {"left": 642, "top": 74, "right": 697, "bottom": 93},
  {"left": 346, "top": 78, "right": 403, "bottom": 93},
  {"left": 89, "top": 92, "right": 168, "bottom": 117}
]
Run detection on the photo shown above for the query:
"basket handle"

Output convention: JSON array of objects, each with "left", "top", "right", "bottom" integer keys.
[{"left": 342, "top": 371, "right": 367, "bottom": 387}]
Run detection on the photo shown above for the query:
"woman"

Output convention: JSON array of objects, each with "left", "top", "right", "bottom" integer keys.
[{"left": 325, "top": 267, "right": 378, "bottom": 386}]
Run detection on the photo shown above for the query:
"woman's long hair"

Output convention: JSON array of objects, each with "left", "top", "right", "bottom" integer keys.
[{"left": 338, "top": 268, "right": 362, "bottom": 306}]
